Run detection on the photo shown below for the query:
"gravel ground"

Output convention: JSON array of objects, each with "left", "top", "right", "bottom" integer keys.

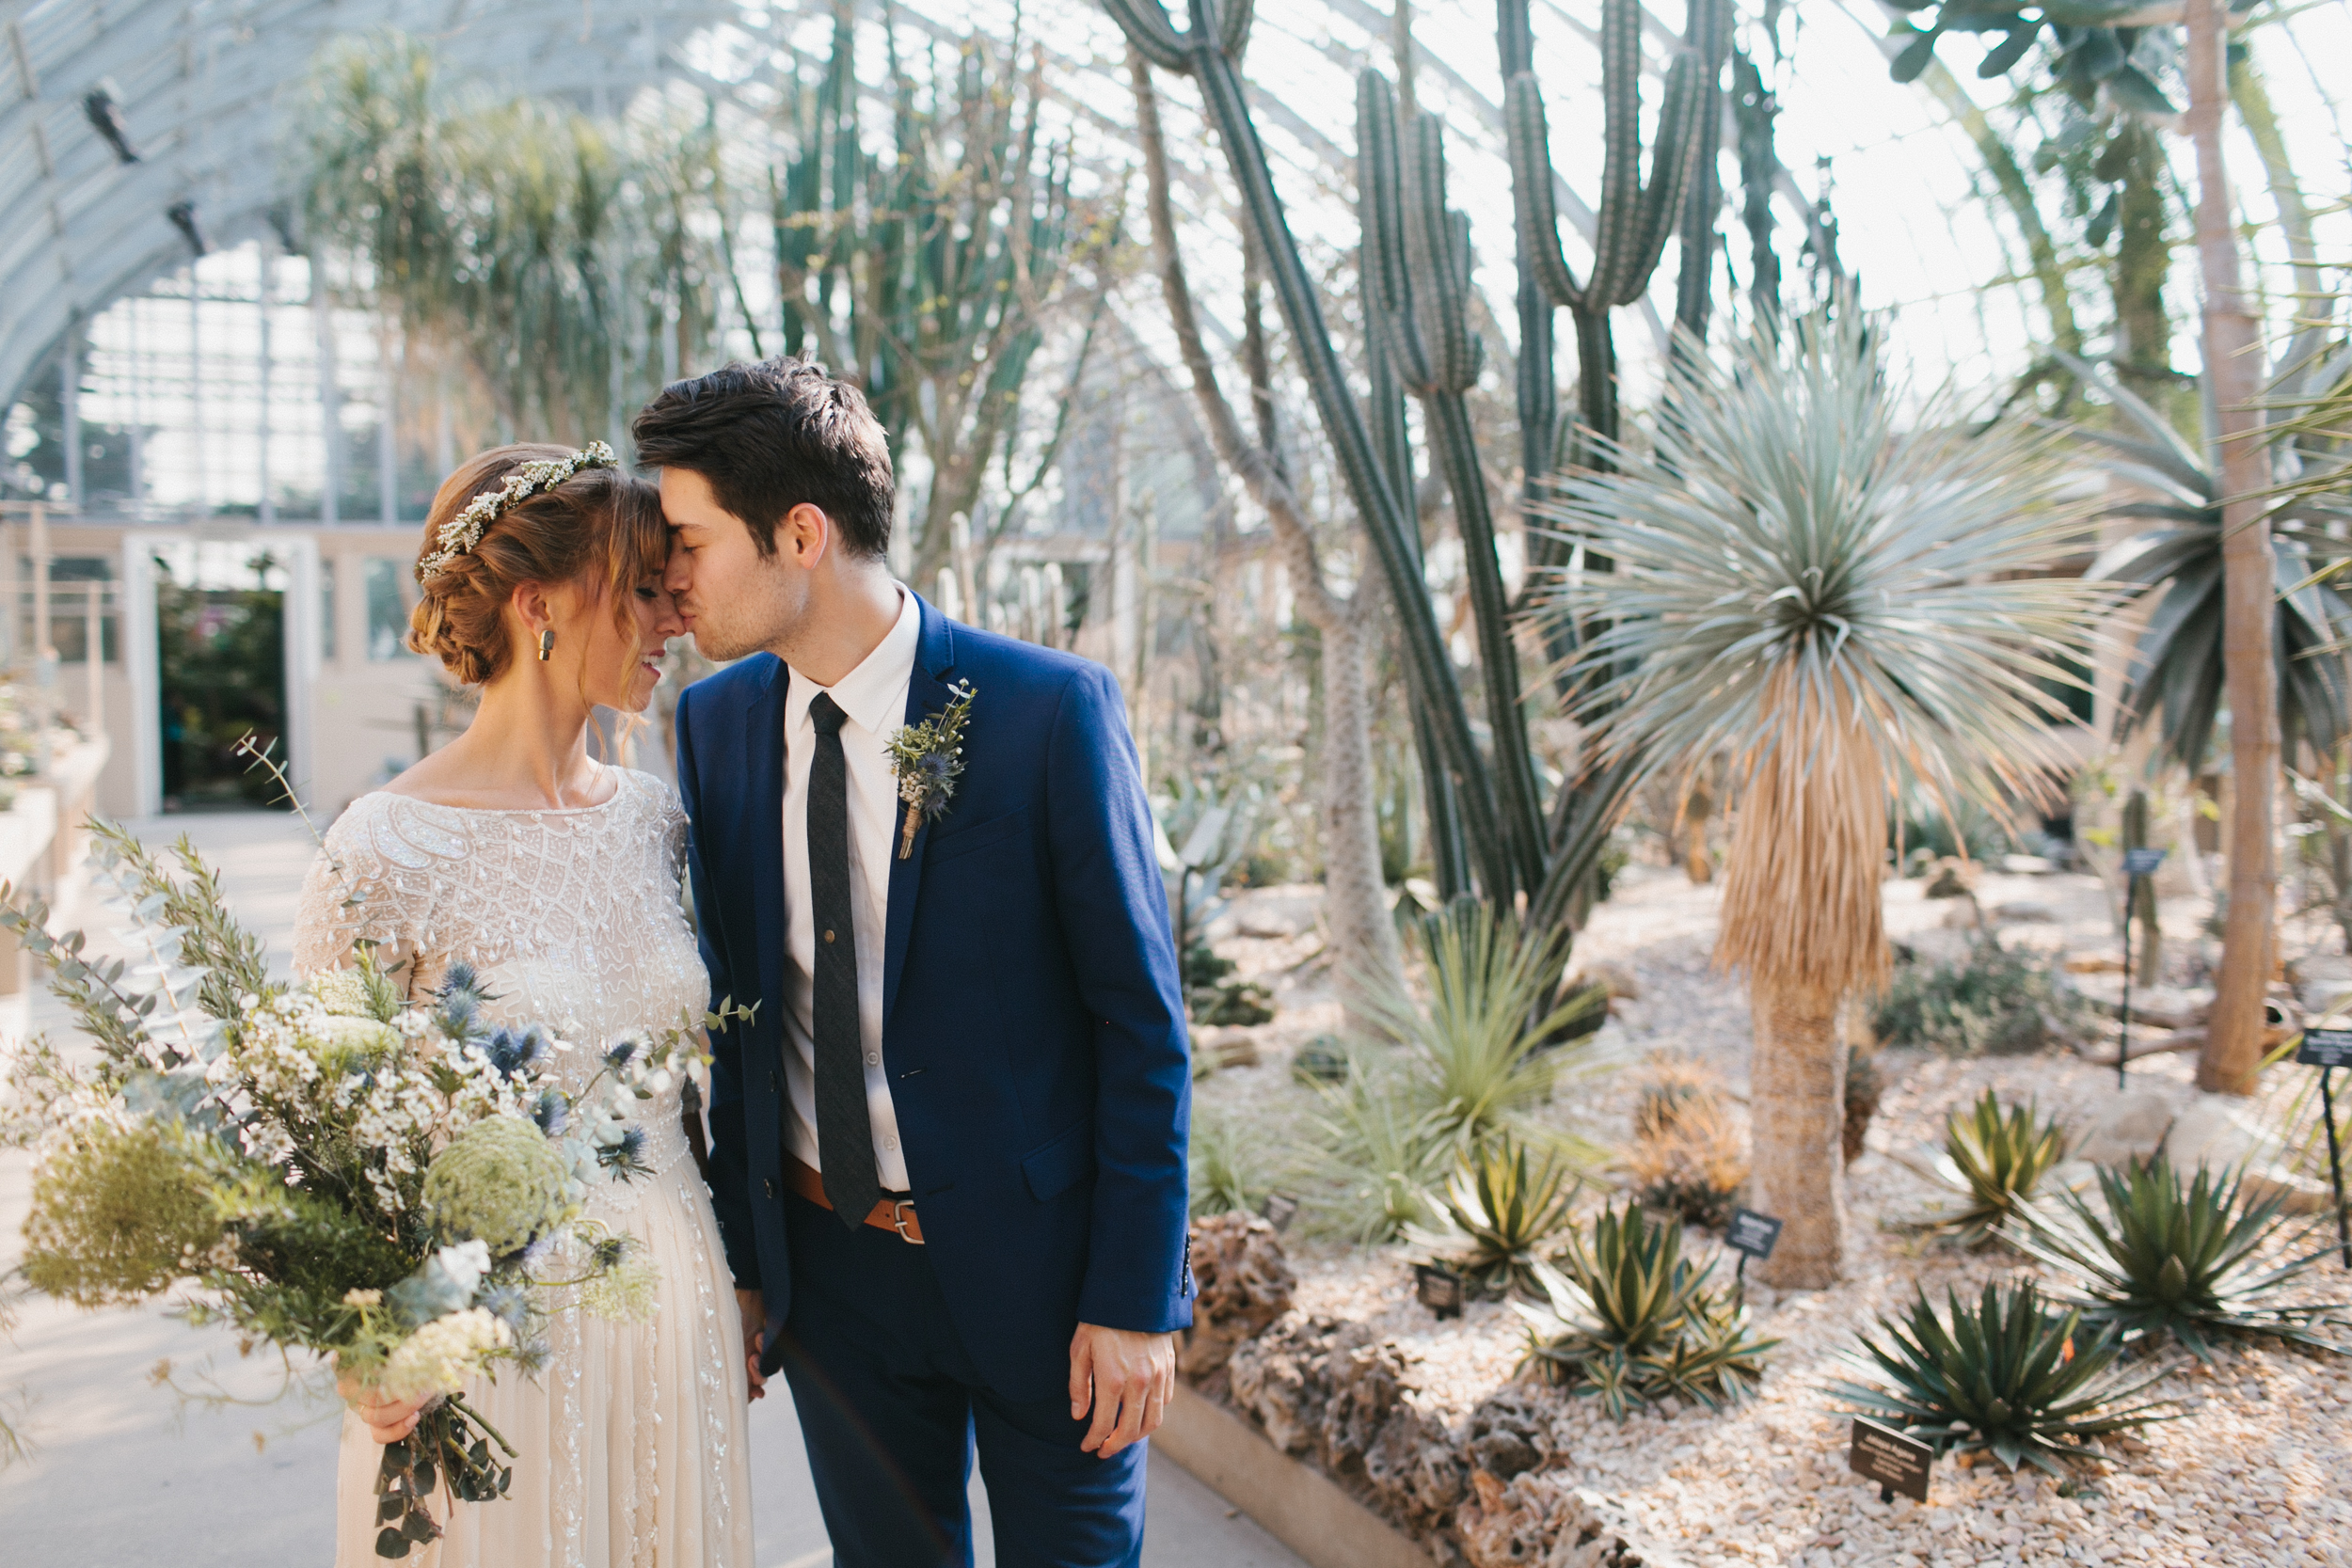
[{"left": 1190, "top": 862, "right": 2352, "bottom": 1567}]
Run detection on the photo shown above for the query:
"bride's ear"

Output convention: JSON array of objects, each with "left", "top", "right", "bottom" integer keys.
[{"left": 509, "top": 581, "right": 557, "bottom": 654}]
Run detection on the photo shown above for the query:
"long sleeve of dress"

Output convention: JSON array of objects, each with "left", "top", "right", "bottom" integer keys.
[{"left": 291, "top": 794, "right": 452, "bottom": 997}]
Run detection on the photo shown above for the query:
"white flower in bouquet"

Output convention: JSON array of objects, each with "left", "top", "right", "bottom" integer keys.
[{"left": 379, "top": 1307, "right": 515, "bottom": 1402}]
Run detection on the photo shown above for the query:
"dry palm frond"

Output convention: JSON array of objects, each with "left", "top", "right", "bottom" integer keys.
[{"left": 1534, "top": 308, "right": 2113, "bottom": 1001}]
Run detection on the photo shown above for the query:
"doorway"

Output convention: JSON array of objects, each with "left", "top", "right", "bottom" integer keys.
[{"left": 151, "top": 542, "right": 290, "bottom": 812}]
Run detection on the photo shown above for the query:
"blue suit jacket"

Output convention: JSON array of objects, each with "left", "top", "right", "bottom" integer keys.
[{"left": 674, "top": 594, "right": 1194, "bottom": 1400}]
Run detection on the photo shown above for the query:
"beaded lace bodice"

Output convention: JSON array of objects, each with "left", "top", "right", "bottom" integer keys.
[{"left": 292, "top": 768, "right": 711, "bottom": 1210}]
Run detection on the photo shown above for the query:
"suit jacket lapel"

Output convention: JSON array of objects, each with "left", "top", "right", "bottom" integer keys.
[
  {"left": 744, "top": 656, "right": 789, "bottom": 1041},
  {"left": 882, "top": 595, "right": 956, "bottom": 1028}
]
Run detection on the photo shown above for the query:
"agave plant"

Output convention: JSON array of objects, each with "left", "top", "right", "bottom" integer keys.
[
  {"left": 1831, "top": 1280, "right": 2171, "bottom": 1477},
  {"left": 2021, "top": 1158, "right": 2351, "bottom": 1358},
  {"left": 1357, "top": 900, "right": 1609, "bottom": 1160},
  {"left": 1538, "top": 305, "right": 2107, "bottom": 1287},
  {"left": 1914, "top": 1091, "right": 2071, "bottom": 1248},
  {"left": 1415, "top": 1132, "right": 1580, "bottom": 1300},
  {"left": 1516, "top": 1204, "right": 1776, "bottom": 1420}
]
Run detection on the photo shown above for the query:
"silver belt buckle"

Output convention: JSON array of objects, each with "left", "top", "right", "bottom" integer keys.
[{"left": 889, "top": 1198, "right": 923, "bottom": 1244}]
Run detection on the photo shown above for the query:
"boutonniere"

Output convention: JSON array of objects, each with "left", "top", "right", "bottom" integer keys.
[{"left": 885, "top": 680, "right": 976, "bottom": 860}]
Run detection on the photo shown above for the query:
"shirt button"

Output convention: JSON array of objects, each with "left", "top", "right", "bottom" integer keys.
[
  {"left": 866, "top": 1052, "right": 878, "bottom": 1066},
  {"left": 884, "top": 1137, "right": 898, "bottom": 1151},
  {"left": 764, "top": 1179, "right": 775, "bottom": 1198}
]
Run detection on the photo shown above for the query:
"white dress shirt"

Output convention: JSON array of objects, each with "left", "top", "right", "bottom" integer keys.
[{"left": 781, "top": 586, "right": 919, "bottom": 1192}]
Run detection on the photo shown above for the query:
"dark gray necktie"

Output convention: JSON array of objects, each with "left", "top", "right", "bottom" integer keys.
[{"left": 806, "top": 691, "right": 879, "bottom": 1228}]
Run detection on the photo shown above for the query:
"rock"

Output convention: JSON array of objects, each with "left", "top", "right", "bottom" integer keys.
[
  {"left": 1233, "top": 892, "right": 1320, "bottom": 939},
  {"left": 2073, "top": 1092, "right": 2176, "bottom": 1166},
  {"left": 1226, "top": 1314, "right": 1372, "bottom": 1455},
  {"left": 2290, "top": 954, "right": 2352, "bottom": 1018},
  {"left": 2000, "top": 854, "right": 2057, "bottom": 875},
  {"left": 1363, "top": 1402, "right": 1467, "bottom": 1529},
  {"left": 1570, "top": 961, "right": 1642, "bottom": 1002},
  {"left": 1180, "top": 1212, "right": 1295, "bottom": 1379},
  {"left": 1465, "top": 1386, "right": 1557, "bottom": 1481},
  {"left": 1922, "top": 857, "right": 1980, "bottom": 898},
  {"left": 1455, "top": 1470, "right": 1677, "bottom": 1568},
  {"left": 1319, "top": 1341, "right": 1412, "bottom": 1473},
  {"left": 1940, "top": 901, "right": 1982, "bottom": 929},
  {"left": 1991, "top": 899, "right": 2058, "bottom": 924},
  {"left": 1194, "top": 1026, "right": 1262, "bottom": 1074}
]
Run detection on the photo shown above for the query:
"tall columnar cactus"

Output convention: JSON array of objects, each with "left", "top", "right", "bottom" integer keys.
[
  {"left": 1359, "top": 70, "right": 1549, "bottom": 898},
  {"left": 1106, "top": 0, "right": 1634, "bottom": 914},
  {"left": 1503, "top": 0, "right": 1729, "bottom": 477}
]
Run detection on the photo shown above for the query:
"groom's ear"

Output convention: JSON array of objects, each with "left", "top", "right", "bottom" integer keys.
[{"left": 777, "top": 501, "right": 834, "bottom": 570}]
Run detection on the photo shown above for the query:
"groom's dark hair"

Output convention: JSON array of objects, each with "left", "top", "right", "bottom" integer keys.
[{"left": 631, "top": 356, "right": 895, "bottom": 561}]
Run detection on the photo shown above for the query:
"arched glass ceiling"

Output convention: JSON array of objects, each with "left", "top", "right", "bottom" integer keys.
[
  {"left": 9, "top": 0, "right": 2345, "bottom": 444},
  {"left": 0, "top": 0, "right": 733, "bottom": 409}
]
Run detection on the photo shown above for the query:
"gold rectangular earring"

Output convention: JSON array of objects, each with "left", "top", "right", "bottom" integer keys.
[{"left": 537, "top": 629, "right": 555, "bottom": 661}]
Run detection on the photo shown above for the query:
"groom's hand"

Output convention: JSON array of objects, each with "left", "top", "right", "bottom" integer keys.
[
  {"left": 736, "top": 1288, "right": 769, "bottom": 1402},
  {"left": 1069, "top": 1323, "right": 1176, "bottom": 1459}
]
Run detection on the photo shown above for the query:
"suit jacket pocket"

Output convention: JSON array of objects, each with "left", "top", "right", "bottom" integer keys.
[
  {"left": 927, "top": 806, "right": 1030, "bottom": 865},
  {"left": 1020, "top": 1119, "right": 1094, "bottom": 1202}
]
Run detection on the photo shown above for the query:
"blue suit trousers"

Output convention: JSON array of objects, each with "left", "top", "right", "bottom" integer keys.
[{"left": 776, "top": 1195, "right": 1149, "bottom": 1568}]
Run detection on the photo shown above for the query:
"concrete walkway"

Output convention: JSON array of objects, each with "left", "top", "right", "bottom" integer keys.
[{"left": 0, "top": 810, "right": 1302, "bottom": 1567}]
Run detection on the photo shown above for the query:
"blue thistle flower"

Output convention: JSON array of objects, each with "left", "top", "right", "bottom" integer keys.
[
  {"left": 478, "top": 1281, "right": 530, "bottom": 1336},
  {"left": 531, "top": 1088, "right": 567, "bottom": 1136},
  {"left": 485, "top": 1024, "right": 551, "bottom": 1080},
  {"left": 617, "top": 1125, "right": 645, "bottom": 1164},
  {"left": 603, "top": 1037, "right": 638, "bottom": 1070}
]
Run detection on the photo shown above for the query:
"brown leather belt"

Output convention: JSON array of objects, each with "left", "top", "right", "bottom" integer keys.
[{"left": 785, "top": 1156, "right": 925, "bottom": 1244}]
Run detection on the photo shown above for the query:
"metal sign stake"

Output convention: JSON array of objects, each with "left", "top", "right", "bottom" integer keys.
[{"left": 2324, "top": 1065, "right": 2349, "bottom": 1270}]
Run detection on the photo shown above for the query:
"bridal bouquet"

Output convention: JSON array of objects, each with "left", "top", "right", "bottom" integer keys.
[{"left": 0, "top": 824, "right": 745, "bottom": 1558}]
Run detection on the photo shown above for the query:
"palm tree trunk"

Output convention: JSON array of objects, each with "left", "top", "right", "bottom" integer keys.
[
  {"left": 2186, "top": 0, "right": 2278, "bottom": 1097},
  {"left": 1320, "top": 602, "right": 1406, "bottom": 1032},
  {"left": 1748, "top": 978, "right": 1848, "bottom": 1289}
]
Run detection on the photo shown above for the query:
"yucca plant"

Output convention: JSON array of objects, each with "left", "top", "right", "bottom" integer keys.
[
  {"left": 1831, "top": 1280, "right": 2171, "bottom": 1476},
  {"left": 2021, "top": 1158, "right": 2351, "bottom": 1359},
  {"left": 1309, "top": 1056, "right": 1444, "bottom": 1243},
  {"left": 1516, "top": 1203, "right": 1776, "bottom": 1420},
  {"left": 1914, "top": 1091, "right": 2070, "bottom": 1248},
  {"left": 1189, "top": 1114, "right": 1274, "bottom": 1220},
  {"left": 1357, "top": 900, "right": 1609, "bottom": 1160},
  {"left": 1416, "top": 1132, "right": 1580, "bottom": 1299},
  {"left": 1537, "top": 306, "right": 2107, "bottom": 1287}
]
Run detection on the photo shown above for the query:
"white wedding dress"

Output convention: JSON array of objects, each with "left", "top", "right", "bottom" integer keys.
[{"left": 293, "top": 767, "right": 755, "bottom": 1568}]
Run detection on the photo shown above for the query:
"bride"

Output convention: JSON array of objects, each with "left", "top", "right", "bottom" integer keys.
[{"left": 292, "top": 443, "right": 755, "bottom": 1568}]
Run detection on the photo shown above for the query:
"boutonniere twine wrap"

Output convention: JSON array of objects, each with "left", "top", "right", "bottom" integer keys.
[{"left": 885, "top": 680, "right": 976, "bottom": 860}]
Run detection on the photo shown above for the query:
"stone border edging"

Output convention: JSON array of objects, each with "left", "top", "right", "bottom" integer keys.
[{"left": 1155, "top": 1382, "right": 1438, "bottom": 1568}]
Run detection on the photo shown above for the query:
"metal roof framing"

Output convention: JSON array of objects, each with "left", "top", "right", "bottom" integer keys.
[{"left": 0, "top": 0, "right": 730, "bottom": 411}]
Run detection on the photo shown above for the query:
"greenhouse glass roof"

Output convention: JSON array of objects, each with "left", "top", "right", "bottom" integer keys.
[{"left": 0, "top": 0, "right": 731, "bottom": 409}]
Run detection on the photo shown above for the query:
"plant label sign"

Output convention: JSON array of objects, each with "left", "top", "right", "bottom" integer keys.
[
  {"left": 2122, "top": 847, "right": 2167, "bottom": 877},
  {"left": 1414, "top": 1263, "right": 1465, "bottom": 1321},
  {"left": 1724, "top": 1209, "right": 1785, "bottom": 1261},
  {"left": 2299, "top": 1029, "right": 2352, "bottom": 1069},
  {"left": 1848, "top": 1418, "right": 1932, "bottom": 1503},
  {"left": 1259, "top": 1192, "right": 1300, "bottom": 1233}
]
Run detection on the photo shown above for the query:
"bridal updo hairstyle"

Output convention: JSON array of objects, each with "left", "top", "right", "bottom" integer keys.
[{"left": 408, "top": 444, "right": 668, "bottom": 687}]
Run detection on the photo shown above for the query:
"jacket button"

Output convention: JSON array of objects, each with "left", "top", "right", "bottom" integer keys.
[{"left": 764, "top": 1179, "right": 776, "bottom": 1198}]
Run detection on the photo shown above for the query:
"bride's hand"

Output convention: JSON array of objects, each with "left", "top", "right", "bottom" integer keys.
[
  {"left": 337, "top": 1371, "right": 428, "bottom": 1444},
  {"left": 735, "top": 1288, "right": 768, "bottom": 1402}
]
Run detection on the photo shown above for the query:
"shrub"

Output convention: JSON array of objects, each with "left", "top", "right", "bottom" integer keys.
[
  {"left": 1913, "top": 1090, "right": 2069, "bottom": 1248},
  {"left": 2022, "top": 1158, "right": 2352, "bottom": 1358},
  {"left": 1872, "top": 939, "right": 2091, "bottom": 1054},
  {"left": 1625, "top": 1067, "right": 1747, "bottom": 1229},
  {"left": 1516, "top": 1204, "right": 1775, "bottom": 1420},
  {"left": 1189, "top": 1114, "right": 1276, "bottom": 1219},
  {"left": 1420, "top": 1132, "right": 1579, "bottom": 1299},
  {"left": 1359, "top": 900, "right": 1610, "bottom": 1159},
  {"left": 1308, "top": 1056, "right": 1443, "bottom": 1243},
  {"left": 1831, "top": 1280, "right": 2170, "bottom": 1476},
  {"left": 20, "top": 1120, "right": 229, "bottom": 1307}
]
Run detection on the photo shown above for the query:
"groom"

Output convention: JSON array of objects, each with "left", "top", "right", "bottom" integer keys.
[{"left": 636, "top": 357, "right": 1193, "bottom": 1568}]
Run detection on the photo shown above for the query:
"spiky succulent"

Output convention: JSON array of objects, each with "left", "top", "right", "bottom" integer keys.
[
  {"left": 1516, "top": 1203, "right": 1776, "bottom": 1420},
  {"left": 1915, "top": 1090, "right": 2071, "bottom": 1248},
  {"left": 2021, "top": 1158, "right": 2351, "bottom": 1358},
  {"left": 1831, "top": 1279, "right": 2171, "bottom": 1476},
  {"left": 1418, "top": 1132, "right": 1579, "bottom": 1299}
]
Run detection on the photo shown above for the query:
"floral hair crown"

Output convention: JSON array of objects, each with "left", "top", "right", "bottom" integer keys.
[{"left": 416, "top": 441, "right": 621, "bottom": 584}]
